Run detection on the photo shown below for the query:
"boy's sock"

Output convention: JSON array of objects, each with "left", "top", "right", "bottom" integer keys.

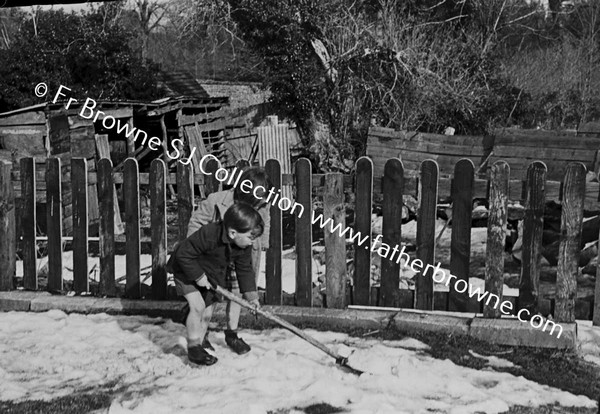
[
  {"left": 188, "top": 337, "right": 203, "bottom": 348},
  {"left": 225, "top": 329, "right": 251, "bottom": 355},
  {"left": 224, "top": 329, "right": 238, "bottom": 339}
]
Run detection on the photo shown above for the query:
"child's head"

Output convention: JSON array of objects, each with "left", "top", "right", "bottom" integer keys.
[
  {"left": 223, "top": 202, "right": 264, "bottom": 248},
  {"left": 233, "top": 167, "right": 272, "bottom": 208}
]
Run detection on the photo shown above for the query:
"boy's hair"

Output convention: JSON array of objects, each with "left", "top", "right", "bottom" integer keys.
[
  {"left": 223, "top": 202, "right": 264, "bottom": 238},
  {"left": 233, "top": 167, "right": 272, "bottom": 207}
]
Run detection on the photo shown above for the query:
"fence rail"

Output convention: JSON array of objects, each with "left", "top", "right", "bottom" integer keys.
[{"left": 0, "top": 156, "right": 598, "bottom": 326}]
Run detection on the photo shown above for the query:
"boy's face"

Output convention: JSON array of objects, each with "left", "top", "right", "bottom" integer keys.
[{"left": 228, "top": 229, "right": 257, "bottom": 248}]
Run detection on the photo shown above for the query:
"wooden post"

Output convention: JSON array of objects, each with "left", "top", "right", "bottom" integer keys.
[
  {"left": 595, "top": 245, "right": 600, "bottom": 325},
  {"left": 0, "top": 160, "right": 16, "bottom": 291},
  {"left": 484, "top": 161, "right": 509, "bottom": 318},
  {"left": 236, "top": 159, "right": 250, "bottom": 170},
  {"left": 354, "top": 157, "right": 373, "bottom": 306},
  {"left": 46, "top": 158, "right": 63, "bottom": 293},
  {"left": 556, "top": 163, "right": 586, "bottom": 323},
  {"left": 176, "top": 162, "right": 194, "bottom": 241},
  {"left": 95, "top": 134, "right": 124, "bottom": 235},
  {"left": 295, "top": 158, "right": 312, "bottom": 307},
  {"left": 124, "top": 158, "right": 141, "bottom": 299},
  {"left": 380, "top": 158, "right": 403, "bottom": 307},
  {"left": 324, "top": 173, "right": 346, "bottom": 308},
  {"left": 160, "top": 114, "right": 176, "bottom": 200},
  {"left": 20, "top": 158, "right": 37, "bottom": 290},
  {"left": 72, "top": 158, "right": 89, "bottom": 294},
  {"left": 415, "top": 160, "right": 438, "bottom": 310},
  {"left": 98, "top": 158, "right": 116, "bottom": 296},
  {"left": 449, "top": 159, "right": 474, "bottom": 312},
  {"left": 126, "top": 117, "right": 135, "bottom": 156},
  {"left": 204, "top": 157, "right": 220, "bottom": 196},
  {"left": 519, "top": 161, "right": 546, "bottom": 315},
  {"left": 150, "top": 159, "right": 167, "bottom": 299},
  {"left": 265, "top": 159, "right": 282, "bottom": 305}
]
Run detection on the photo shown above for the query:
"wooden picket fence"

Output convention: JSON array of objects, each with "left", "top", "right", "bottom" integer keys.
[{"left": 0, "top": 156, "right": 599, "bottom": 327}]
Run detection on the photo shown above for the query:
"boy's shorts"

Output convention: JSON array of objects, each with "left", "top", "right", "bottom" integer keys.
[
  {"left": 174, "top": 269, "right": 238, "bottom": 306},
  {"left": 174, "top": 278, "right": 222, "bottom": 306}
]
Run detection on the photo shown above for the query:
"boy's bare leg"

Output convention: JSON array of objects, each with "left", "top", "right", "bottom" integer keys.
[
  {"left": 226, "top": 247, "right": 262, "bottom": 331},
  {"left": 226, "top": 288, "right": 242, "bottom": 330},
  {"left": 184, "top": 291, "right": 217, "bottom": 365},
  {"left": 184, "top": 291, "right": 213, "bottom": 346}
]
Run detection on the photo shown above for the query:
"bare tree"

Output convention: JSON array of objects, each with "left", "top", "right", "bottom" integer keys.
[{"left": 129, "top": 0, "right": 169, "bottom": 60}]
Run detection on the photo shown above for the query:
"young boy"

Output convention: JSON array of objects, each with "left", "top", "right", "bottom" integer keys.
[
  {"left": 186, "top": 167, "right": 271, "bottom": 355},
  {"left": 172, "top": 202, "right": 264, "bottom": 366}
]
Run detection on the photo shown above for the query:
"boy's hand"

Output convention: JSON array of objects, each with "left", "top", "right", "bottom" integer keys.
[
  {"left": 248, "top": 299, "right": 260, "bottom": 316},
  {"left": 195, "top": 275, "right": 213, "bottom": 289}
]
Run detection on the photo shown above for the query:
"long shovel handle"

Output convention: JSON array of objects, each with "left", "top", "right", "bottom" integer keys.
[{"left": 213, "top": 285, "right": 342, "bottom": 361}]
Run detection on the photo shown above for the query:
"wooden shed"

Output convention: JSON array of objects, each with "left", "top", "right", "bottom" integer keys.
[{"left": 0, "top": 95, "right": 230, "bottom": 236}]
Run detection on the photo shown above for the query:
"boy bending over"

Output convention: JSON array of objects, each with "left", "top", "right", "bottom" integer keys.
[
  {"left": 186, "top": 167, "right": 271, "bottom": 355},
  {"left": 172, "top": 202, "right": 263, "bottom": 366}
]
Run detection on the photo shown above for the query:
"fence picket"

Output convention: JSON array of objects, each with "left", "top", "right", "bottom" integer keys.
[
  {"left": 204, "top": 157, "right": 220, "bottom": 195},
  {"left": 449, "top": 159, "right": 474, "bottom": 312},
  {"left": 21, "top": 158, "right": 37, "bottom": 290},
  {"left": 295, "top": 158, "right": 312, "bottom": 307},
  {"left": 265, "top": 159, "right": 282, "bottom": 305},
  {"left": 177, "top": 162, "right": 194, "bottom": 241},
  {"left": 324, "top": 173, "right": 346, "bottom": 308},
  {"left": 46, "top": 157, "right": 63, "bottom": 293},
  {"left": 556, "top": 162, "right": 586, "bottom": 323},
  {"left": 595, "top": 249, "right": 600, "bottom": 325},
  {"left": 354, "top": 157, "right": 373, "bottom": 306},
  {"left": 150, "top": 159, "right": 167, "bottom": 300},
  {"left": 0, "top": 161, "right": 15, "bottom": 291},
  {"left": 484, "top": 161, "right": 509, "bottom": 318},
  {"left": 235, "top": 159, "right": 250, "bottom": 170},
  {"left": 124, "top": 158, "right": 141, "bottom": 299},
  {"left": 72, "top": 158, "right": 88, "bottom": 293},
  {"left": 380, "top": 158, "right": 403, "bottom": 307},
  {"left": 415, "top": 160, "right": 438, "bottom": 310},
  {"left": 98, "top": 158, "right": 116, "bottom": 296},
  {"left": 519, "top": 161, "right": 546, "bottom": 315}
]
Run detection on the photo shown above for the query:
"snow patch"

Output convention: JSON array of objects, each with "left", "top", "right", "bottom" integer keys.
[{"left": 0, "top": 312, "right": 595, "bottom": 413}]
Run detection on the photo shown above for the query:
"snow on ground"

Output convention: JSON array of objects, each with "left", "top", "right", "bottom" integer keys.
[
  {"left": 577, "top": 320, "right": 600, "bottom": 367},
  {"left": 0, "top": 311, "right": 596, "bottom": 414}
]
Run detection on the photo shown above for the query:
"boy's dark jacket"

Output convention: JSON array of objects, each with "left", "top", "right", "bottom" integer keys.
[{"left": 170, "top": 221, "right": 258, "bottom": 302}]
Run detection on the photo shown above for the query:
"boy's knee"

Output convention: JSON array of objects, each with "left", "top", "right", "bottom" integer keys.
[
  {"left": 186, "top": 294, "right": 206, "bottom": 315},
  {"left": 188, "top": 302, "right": 205, "bottom": 316}
]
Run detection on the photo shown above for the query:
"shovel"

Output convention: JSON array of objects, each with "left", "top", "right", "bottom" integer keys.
[{"left": 213, "top": 285, "right": 364, "bottom": 375}]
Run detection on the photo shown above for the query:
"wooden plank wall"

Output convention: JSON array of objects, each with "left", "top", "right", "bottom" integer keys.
[
  {"left": 225, "top": 128, "right": 258, "bottom": 164},
  {"left": 368, "top": 127, "right": 600, "bottom": 186},
  {"left": 367, "top": 127, "right": 489, "bottom": 179}
]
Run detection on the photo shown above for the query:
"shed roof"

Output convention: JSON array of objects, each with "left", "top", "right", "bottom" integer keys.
[{"left": 158, "top": 71, "right": 211, "bottom": 99}]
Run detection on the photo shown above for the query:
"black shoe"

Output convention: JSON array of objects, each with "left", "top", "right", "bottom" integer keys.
[
  {"left": 225, "top": 333, "right": 251, "bottom": 355},
  {"left": 202, "top": 334, "right": 215, "bottom": 352},
  {"left": 188, "top": 345, "right": 218, "bottom": 366}
]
